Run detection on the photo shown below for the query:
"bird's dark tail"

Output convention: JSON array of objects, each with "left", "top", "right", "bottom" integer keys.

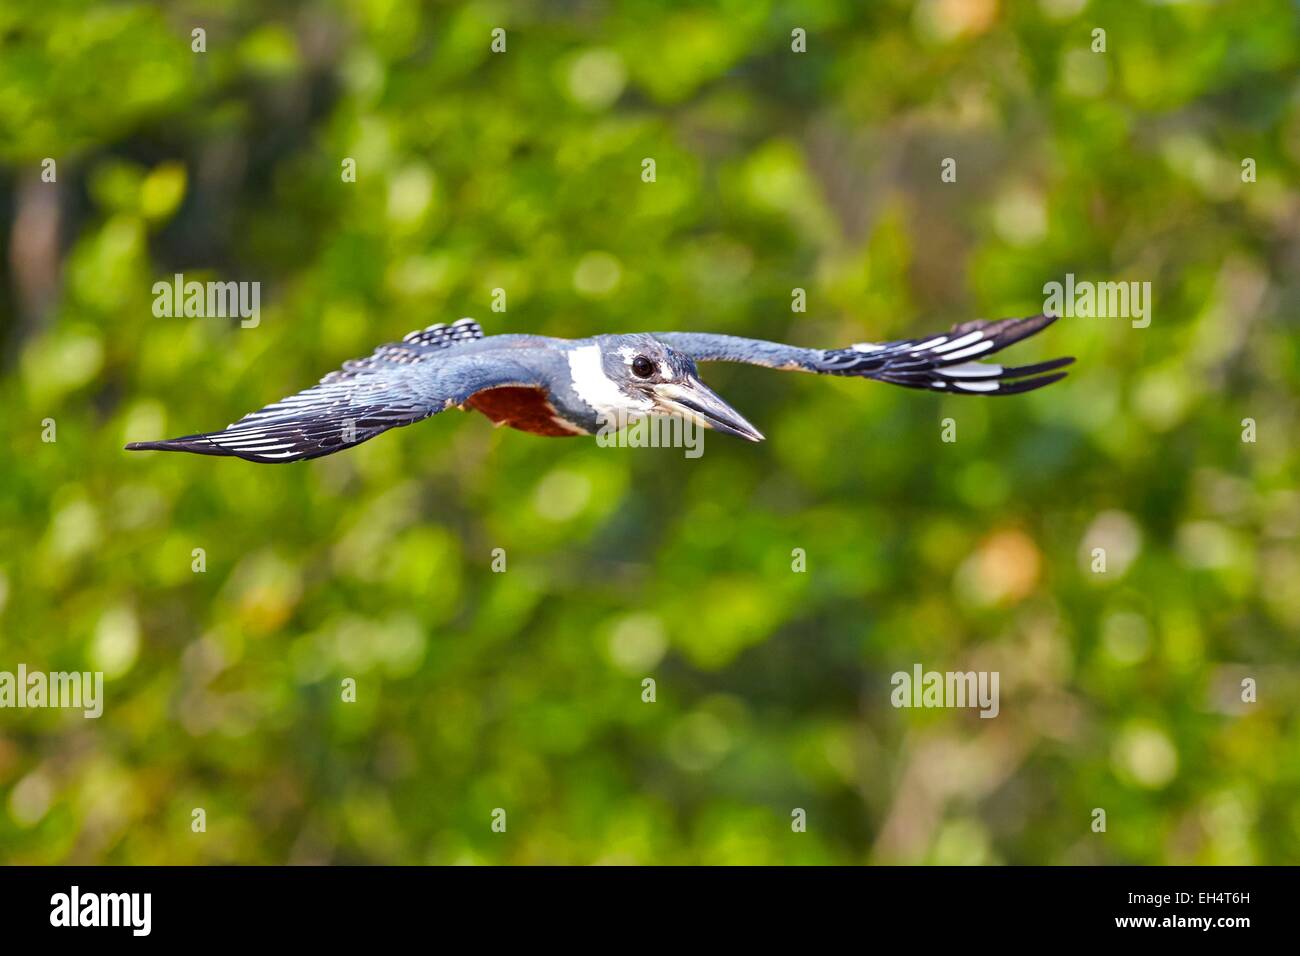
[{"left": 822, "top": 313, "right": 1074, "bottom": 395}]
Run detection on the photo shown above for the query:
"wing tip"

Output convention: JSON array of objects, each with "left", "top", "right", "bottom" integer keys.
[
  {"left": 992, "top": 369, "right": 1069, "bottom": 395},
  {"left": 124, "top": 435, "right": 238, "bottom": 458},
  {"left": 125, "top": 439, "right": 188, "bottom": 453},
  {"left": 948, "top": 312, "right": 1058, "bottom": 341},
  {"left": 1001, "top": 355, "right": 1075, "bottom": 379}
]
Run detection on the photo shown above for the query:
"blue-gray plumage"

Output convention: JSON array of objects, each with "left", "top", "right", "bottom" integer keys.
[{"left": 125, "top": 314, "right": 1072, "bottom": 463}]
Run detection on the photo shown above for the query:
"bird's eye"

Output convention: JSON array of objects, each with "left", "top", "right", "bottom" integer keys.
[{"left": 631, "top": 356, "right": 655, "bottom": 379}]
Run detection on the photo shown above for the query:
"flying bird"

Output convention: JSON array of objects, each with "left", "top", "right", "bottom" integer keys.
[{"left": 125, "top": 314, "right": 1072, "bottom": 463}]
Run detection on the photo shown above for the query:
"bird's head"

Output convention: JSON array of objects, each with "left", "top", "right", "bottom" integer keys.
[{"left": 588, "top": 334, "right": 764, "bottom": 442}]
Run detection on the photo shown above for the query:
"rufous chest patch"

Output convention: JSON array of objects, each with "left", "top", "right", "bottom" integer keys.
[{"left": 465, "top": 387, "right": 583, "bottom": 437}]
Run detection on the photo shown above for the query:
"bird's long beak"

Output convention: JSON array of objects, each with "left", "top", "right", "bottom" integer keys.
[{"left": 653, "top": 378, "right": 765, "bottom": 442}]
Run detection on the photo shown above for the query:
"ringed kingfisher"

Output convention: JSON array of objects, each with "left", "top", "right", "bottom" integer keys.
[{"left": 125, "top": 314, "right": 1073, "bottom": 463}]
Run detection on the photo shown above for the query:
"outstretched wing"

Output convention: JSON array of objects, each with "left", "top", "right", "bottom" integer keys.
[
  {"left": 125, "top": 319, "right": 535, "bottom": 463},
  {"left": 656, "top": 314, "right": 1073, "bottom": 395}
]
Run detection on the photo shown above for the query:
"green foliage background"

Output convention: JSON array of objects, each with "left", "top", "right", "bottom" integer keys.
[{"left": 0, "top": 0, "right": 1297, "bottom": 864}]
